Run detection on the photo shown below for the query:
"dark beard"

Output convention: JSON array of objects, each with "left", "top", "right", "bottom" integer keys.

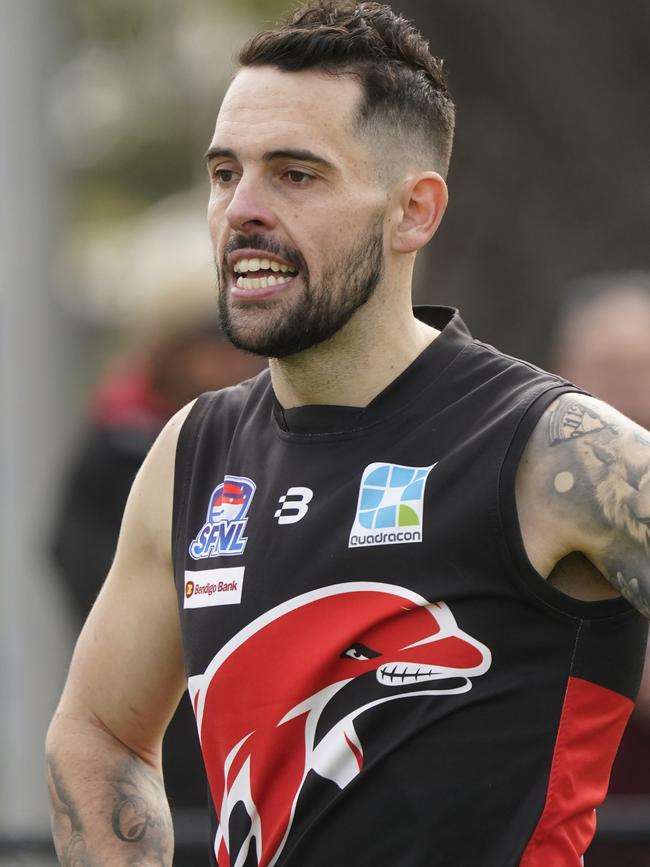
[{"left": 217, "top": 220, "right": 384, "bottom": 359}]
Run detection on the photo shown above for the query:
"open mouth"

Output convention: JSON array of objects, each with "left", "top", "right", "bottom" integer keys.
[{"left": 233, "top": 256, "right": 299, "bottom": 291}]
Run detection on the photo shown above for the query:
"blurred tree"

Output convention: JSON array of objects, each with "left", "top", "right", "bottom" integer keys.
[
  {"left": 231, "top": 0, "right": 296, "bottom": 18},
  {"left": 398, "top": 0, "right": 650, "bottom": 362},
  {"left": 54, "top": 0, "right": 286, "bottom": 224}
]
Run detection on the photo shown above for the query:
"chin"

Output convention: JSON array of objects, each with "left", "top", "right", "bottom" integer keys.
[{"left": 218, "top": 307, "right": 288, "bottom": 358}]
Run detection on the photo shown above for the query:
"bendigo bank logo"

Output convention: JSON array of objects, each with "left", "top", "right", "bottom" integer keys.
[
  {"left": 184, "top": 567, "right": 244, "bottom": 608},
  {"left": 189, "top": 475, "right": 256, "bottom": 559},
  {"left": 349, "top": 462, "right": 436, "bottom": 548},
  {"left": 188, "top": 582, "right": 491, "bottom": 867}
]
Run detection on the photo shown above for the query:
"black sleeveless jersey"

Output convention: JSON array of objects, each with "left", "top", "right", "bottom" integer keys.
[{"left": 172, "top": 307, "right": 647, "bottom": 867}]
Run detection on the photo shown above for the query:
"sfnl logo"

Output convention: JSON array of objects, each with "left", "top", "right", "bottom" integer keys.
[
  {"left": 349, "top": 462, "right": 436, "bottom": 548},
  {"left": 190, "top": 476, "right": 256, "bottom": 559}
]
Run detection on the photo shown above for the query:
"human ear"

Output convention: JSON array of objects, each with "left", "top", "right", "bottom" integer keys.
[{"left": 390, "top": 172, "right": 448, "bottom": 254}]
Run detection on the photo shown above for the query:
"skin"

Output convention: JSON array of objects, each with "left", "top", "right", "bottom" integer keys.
[
  {"left": 46, "top": 65, "right": 650, "bottom": 865},
  {"left": 46, "top": 404, "right": 189, "bottom": 866},
  {"left": 206, "top": 66, "right": 449, "bottom": 408},
  {"left": 517, "top": 393, "right": 650, "bottom": 610}
]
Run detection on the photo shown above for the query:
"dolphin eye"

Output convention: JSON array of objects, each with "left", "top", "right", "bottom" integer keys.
[{"left": 341, "top": 642, "right": 381, "bottom": 661}]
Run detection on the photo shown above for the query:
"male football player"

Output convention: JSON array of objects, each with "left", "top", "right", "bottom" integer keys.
[{"left": 47, "top": 4, "right": 649, "bottom": 866}]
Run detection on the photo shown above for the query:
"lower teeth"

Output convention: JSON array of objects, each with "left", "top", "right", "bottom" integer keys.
[{"left": 236, "top": 274, "right": 294, "bottom": 290}]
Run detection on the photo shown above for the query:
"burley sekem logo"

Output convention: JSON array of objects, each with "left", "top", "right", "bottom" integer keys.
[
  {"left": 190, "top": 476, "right": 256, "bottom": 559},
  {"left": 349, "top": 462, "right": 436, "bottom": 548}
]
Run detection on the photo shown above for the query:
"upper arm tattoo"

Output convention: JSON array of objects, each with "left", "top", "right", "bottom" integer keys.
[{"left": 542, "top": 394, "right": 650, "bottom": 615}]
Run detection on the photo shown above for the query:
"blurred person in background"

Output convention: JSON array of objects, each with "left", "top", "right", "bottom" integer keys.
[
  {"left": 551, "top": 272, "right": 650, "bottom": 866},
  {"left": 51, "top": 249, "right": 265, "bottom": 866},
  {"left": 52, "top": 320, "right": 265, "bottom": 623}
]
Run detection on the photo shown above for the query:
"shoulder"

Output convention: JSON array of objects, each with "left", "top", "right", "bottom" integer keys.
[
  {"left": 121, "top": 400, "right": 198, "bottom": 554},
  {"left": 143, "top": 399, "right": 198, "bottom": 479},
  {"left": 517, "top": 392, "right": 650, "bottom": 614},
  {"left": 462, "top": 339, "right": 571, "bottom": 413},
  {"left": 523, "top": 392, "right": 650, "bottom": 496},
  {"left": 176, "top": 371, "right": 272, "bottom": 431}
]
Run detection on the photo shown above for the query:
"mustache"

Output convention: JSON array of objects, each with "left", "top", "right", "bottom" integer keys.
[{"left": 222, "top": 232, "right": 308, "bottom": 275}]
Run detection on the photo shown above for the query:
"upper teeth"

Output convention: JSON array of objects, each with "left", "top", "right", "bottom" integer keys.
[{"left": 234, "top": 258, "right": 294, "bottom": 274}]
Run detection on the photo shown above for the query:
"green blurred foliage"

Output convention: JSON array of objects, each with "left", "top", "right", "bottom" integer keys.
[
  {"left": 57, "top": 0, "right": 296, "bottom": 225},
  {"left": 231, "top": 0, "right": 297, "bottom": 22},
  {"left": 65, "top": 0, "right": 151, "bottom": 46}
]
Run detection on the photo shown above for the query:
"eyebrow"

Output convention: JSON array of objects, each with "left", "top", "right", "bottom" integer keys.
[{"left": 204, "top": 146, "right": 336, "bottom": 172}]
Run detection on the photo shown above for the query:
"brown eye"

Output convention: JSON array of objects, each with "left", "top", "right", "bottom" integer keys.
[
  {"left": 285, "top": 170, "right": 311, "bottom": 184},
  {"left": 213, "top": 168, "right": 238, "bottom": 183}
]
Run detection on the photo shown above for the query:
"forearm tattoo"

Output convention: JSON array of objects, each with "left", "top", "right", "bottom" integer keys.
[
  {"left": 48, "top": 758, "right": 93, "bottom": 867},
  {"left": 110, "top": 755, "right": 172, "bottom": 850},
  {"left": 48, "top": 752, "right": 173, "bottom": 866},
  {"left": 545, "top": 394, "right": 650, "bottom": 616}
]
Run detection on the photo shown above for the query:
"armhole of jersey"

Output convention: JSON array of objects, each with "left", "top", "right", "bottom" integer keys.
[
  {"left": 497, "top": 384, "right": 634, "bottom": 619},
  {"left": 171, "top": 394, "right": 215, "bottom": 579}
]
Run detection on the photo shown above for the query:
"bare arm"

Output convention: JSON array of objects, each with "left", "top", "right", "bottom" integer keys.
[
  {"left": 46, "top": 403, "right": 194, "bottom": 866},
  {"left": 517, "top": 392, "right": 650, "bottom": 615},
  {"left": 47, "top": 741, "right": 173, "bottom": 866}
]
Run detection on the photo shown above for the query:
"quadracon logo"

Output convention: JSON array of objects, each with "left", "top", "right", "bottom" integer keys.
[
  {"left": 184, "top": 567, "right": 245, "bottom": 608},
  {"left": 349, "top": 462, "right": 436, "bottom": 548},
  {"left": 189, "top": 475, "right": 256, "bottom": 560}
]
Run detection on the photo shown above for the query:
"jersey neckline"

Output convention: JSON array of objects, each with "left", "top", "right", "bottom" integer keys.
[{"left": 272, "top": 306, "right": 472, "bottom": 438}]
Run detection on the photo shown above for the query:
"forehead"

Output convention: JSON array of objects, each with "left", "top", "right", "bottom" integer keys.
[{"left": 212, "top": 66, "right": 366, "bottom": 163}]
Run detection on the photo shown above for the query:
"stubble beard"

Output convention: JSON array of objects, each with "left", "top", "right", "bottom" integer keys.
[{"left": 216, "top": 219, "right": 385, "bottom": 359}]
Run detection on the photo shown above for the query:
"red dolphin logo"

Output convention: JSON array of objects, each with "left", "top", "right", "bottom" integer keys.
[{"left": 188, "top": 581, "right": 491, "bottom": 867}]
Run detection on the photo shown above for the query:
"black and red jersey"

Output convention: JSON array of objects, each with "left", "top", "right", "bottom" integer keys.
[{"left": 172, "top": 306, "right": 647, "bottom": 867}]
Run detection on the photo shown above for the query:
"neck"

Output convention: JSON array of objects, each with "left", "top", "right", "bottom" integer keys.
[{"left": 269, "top": 293, "right": 439, "bottom": 409}]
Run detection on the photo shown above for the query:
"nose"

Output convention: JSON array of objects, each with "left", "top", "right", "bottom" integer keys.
[{"left": 224, "top": 173, "right": 277, "bottom": 233}]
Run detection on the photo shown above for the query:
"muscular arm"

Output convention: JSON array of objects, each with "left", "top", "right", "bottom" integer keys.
[
  {"left": 517, "top": 393, "right": 650, "bottom": 615},
  {"left": 46, "top": 404, "right": 194, "bottom": 866}
]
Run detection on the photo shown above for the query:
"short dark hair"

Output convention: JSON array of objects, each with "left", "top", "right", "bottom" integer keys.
[{"left": 238, "top": 1, "right": 455, "bottom": 178}]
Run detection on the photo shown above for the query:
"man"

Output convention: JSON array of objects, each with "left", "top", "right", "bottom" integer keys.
[{"left": 46, "top": 4, "right": 650, "bottom": 866}]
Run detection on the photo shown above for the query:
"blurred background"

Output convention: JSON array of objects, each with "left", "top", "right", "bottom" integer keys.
[{"left": 1, "top": 0, "right": 649, "bottom": 864}]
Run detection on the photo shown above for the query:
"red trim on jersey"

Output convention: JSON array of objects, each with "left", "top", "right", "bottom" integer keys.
[
  {"left": 345, "top": 732, "right": 364, "bottom": 772},
  {"left": 520, "top": 676, "right": 633, "bottom": 866}
]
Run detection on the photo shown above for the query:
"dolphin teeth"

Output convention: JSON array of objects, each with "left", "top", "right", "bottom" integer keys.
[{"left": 376, "top": 662, "right": 446, "bottom": 686}]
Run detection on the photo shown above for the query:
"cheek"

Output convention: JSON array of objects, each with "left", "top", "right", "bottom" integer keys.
[
  {"left": 207, "top": 199, "right": 228, "bottom": 249},
  {"left": 206, "top": 201, "right": 217, "bottom": 237}
]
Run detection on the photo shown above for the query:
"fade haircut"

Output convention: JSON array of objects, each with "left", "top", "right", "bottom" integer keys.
[{"left": 237, "top": 1, "right": 455, "bottom": 179}]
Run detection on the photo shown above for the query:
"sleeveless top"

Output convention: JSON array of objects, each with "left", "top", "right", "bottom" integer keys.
[{"left": 172, "top": 306, "right": 647, "bottom": 867}]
